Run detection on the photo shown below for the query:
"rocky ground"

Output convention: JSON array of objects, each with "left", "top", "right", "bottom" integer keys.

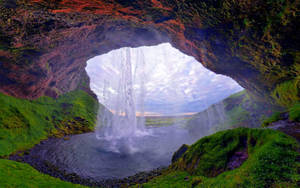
[{"left": 269, "top": 115, "right": 300, "bottom": 144}]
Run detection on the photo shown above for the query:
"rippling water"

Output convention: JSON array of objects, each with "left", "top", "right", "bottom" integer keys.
[{"left": 30, "top": 126, "right": 197, "bottom": 180}]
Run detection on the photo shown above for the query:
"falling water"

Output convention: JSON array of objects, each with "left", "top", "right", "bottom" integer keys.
[
  {"left": 135, "top": 48, "right": 146, "bottom": 130},
  {"left": 95, "top": 47, "right": 148, "bottom": 152},
  {"left": 187, "top": 101, "right": 227, "bottom": 138}
]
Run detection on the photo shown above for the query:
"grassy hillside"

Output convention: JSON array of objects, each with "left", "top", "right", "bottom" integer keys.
[
  {"left": 221, "top": 90, "right": 277, "bottom": 129},
  {"left": 138, "top": 128, "right": 300, "bottom": 188},
  {"left": 186, "top": 90, "right": 283, "bottom": 137},
  {"left": 0, "top": 159, "right": 86, "bottom": 188},
  {"left": 262, "top": 102, "right": 300, "bottom": 127},
  {"left": 0, "top": 89, "right": 99, "bottom": 157},
  {"left": 0, "top": 89, "right": 99, "bottom": 187}
]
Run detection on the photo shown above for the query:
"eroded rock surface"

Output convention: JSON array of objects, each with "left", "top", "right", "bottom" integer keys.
[{"left": 0, "top": 0, "right": 298, "bottom": 106}]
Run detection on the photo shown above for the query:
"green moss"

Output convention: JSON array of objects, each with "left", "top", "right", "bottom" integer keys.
[
  {"left": 226, "top": 105, "right": 250, "bottom": 126},
  {"left": 134, "top": 171, "right": 195, "bottom": 188},
  {"left": 271, "top": 78, "right": 300, "bottom": 107},
  {"left": 12, "top": 46, "right": 42, "bottom": 65},
  {"left": 187, "top": 90, "right": 281, "bottom": 134},
  {"left": 0, "top": 159, "right": 86, "bottom": 187},
  {"left": 0, "top": 90, "right": 99, "bottom": 156},
  {"left": 221, "top": 90, "right": 276, "bottom": 129},
  {"left": 261, "top": 111, "right": 284, "bottom": 127},
  {"left": 289, "top": 102, "right": 300, "bottom": 121},
  {"left": 227, "top": 90, "right": 247, "bottom": 99},
  {"left": 260, "top": 101, "right": 299, "bottom": 127},
  {"left": 143, "top": 128, "right": 299, "bottom": 187}
]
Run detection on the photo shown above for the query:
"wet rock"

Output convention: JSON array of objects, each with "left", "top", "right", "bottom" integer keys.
[
  {"left": 2, "top": 0, "right": 17, "bottom": 9},
  {"left": 269, "top": 119, "right": 300, "bottom": 143},
  {"left": 172, "top": 144, "right": 188, "bottom": 163},
  {"left": 0, "top": 0, "right": 298, "bottom": 109},
  {"left": 227, "top": 149, "right": 248, "bottom": 170}
]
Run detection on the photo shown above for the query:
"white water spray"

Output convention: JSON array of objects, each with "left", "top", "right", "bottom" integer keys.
[{"left": 95, "top": 47, "right": 149, "bottom": 152}]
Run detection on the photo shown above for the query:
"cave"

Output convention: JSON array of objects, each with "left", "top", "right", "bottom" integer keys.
[
  {"left": 1, "top": 0, "right": 298, "bottom": 105},
  {"left": 0, "top": 0, "right": 299, "bottom": 187}
]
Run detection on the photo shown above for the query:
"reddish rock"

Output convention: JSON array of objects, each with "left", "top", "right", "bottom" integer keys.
[{"left": 0, "top": 0, "right": 298, "bottom": 105}]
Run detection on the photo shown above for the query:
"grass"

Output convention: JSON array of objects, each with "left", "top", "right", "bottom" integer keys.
[
  {"left": 0, "top": 159, "right": 86, "bottom": 188},
  {"left": 261, "top": 102, "right": 300, "bottom": 127},
  {"left": 187, "top": 90, "right": 280, "bottom": 134},
  {"left": 271, "top": 78, "right": 300, "bottom": 108},
  {"left": 0, "top": 89, "right": 99, "bottom": 187},
  {"left": 261, "top": 111, "right": 284, "bottom": 127},
  {"left": 145, "top": 116, "right": 192, "bottom": 127},
  {"left": 140, "top": 128, "right": 300, "bottom": 188},
  {"left": 215, "top": 90, "right": 253, "bottom": 129},
  {"left": 133, "top": 171, "right": 195, "bottom": 188},
  {"left": 0, "top": 89, "right": 99, "bottom": 156},
  {"left": 225, "top": 105, "right": 250, "bottom": 127},
  {"left": 289, "top": 102, "right": 300, "bottom": 121}
]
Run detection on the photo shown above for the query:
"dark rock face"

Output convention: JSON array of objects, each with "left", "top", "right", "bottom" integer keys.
[
  {"left": 0, "top": 0, "right": 298, "bottom": 106},
  {"left": 172, "top": 144, "right": 189, "bottom": 163},
  {"left": 269, "top": 117, "right": 300, "bottom": 143},
  {"left": 226, "top": 149, "right": 248, "bottom": 170}
]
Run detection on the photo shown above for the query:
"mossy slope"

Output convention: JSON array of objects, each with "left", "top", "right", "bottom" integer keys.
[
  {"left": 0, "top": 159, "right": 86, "bottom": 188},
  {"left": 0, "top": 89, "right": 99, "bottom": 156},
  {"left": 271, "top": 78, "right": 300, "bottom": 108},
  {"left": 186, "top": 90, "right": 280, "bottom": 137},
  {"left": 0, "top": 89, "right": 99, "bottom": 187},
  {"left": 141, "top": 128, "right": 300, "bottom": 188}
]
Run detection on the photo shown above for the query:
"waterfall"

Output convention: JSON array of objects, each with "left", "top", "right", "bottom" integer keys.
[
  {"left": 187, "top": 101, "right": 227, "bottom": 139},
  {"left": 135, "top": 48, "right": 146, "bottom": 131},
  {"left": 95, "top": 47, "right": 148, "bottom": 152},
  {"left": 95, "top": 79, "right": 113, "bottom": 139}
]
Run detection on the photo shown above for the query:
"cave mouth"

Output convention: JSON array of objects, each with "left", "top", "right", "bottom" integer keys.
[
  {"left": 86, "top": 43, "right": 243, "bottom": 116},
  {"left": 22, "top": 43, "right": 244, "bottom": 181}
]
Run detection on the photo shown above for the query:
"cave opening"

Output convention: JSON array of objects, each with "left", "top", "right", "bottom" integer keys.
[
  {"left": 0, "top": 0, "right": 298, "bottom": 187},
  {"left": 5, "top": 42, "right": 246, "bottom": 182},
  {"left": 36, "top": 42, "right": 243, "bottom": 179}
]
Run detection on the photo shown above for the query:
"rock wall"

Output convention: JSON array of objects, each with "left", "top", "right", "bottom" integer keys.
[{"left": 0, "top": 0, "right": 298, "bottom": 106}]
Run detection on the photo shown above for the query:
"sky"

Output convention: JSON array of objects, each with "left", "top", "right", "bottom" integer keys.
[{"left": 86, "top": 43, "right": 243, "bottom": 115}]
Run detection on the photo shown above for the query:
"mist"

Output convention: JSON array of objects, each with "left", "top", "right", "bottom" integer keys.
[{"left": 86, "top": 43, "right": 243, "bottom": 115}]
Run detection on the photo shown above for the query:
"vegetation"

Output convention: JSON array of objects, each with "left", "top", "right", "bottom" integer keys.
[
  {"left": 177, "top": 0, "right": 299, "bottom": 107},
  {"left": 0, "top": 0, "right": 298, "bottom": 187},
  {"left": 261, "top": 111, "right": 284, "bottom": 127},
  {"left": 0, "top": 159, "right": 86, "bottom": 188},
  {"left": 134, "top": 171, "right": 195, "bottom": 188},
  {"left": 0, "top": 89, "right": 99, "bottom": 156},
  {"left": 140, "top": 128, "right": 300, "bottom": 188},
  {"left": 289, "top": 102, "right": 300, "bottom": 121},
  {"left": 261, "top": 102, "right": 300, "bottom": 127},
  {"left": 271, "top": 78, "right": 300, "bottom": 108},
  {"left": 0, "top": 89, "right": 99, "bottom": 187},
  {"left": 223, "top": 91, "right": 265, "bottom": 128},
  {"left": 186, "top": 90, "right": 280, "bottom": 135},
  {"left": 145, "top": 116, "right": 192, "bottom": 127}
]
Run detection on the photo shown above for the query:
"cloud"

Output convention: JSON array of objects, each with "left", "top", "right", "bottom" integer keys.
[{"left": 86, "top": 43, "right": 243, "bottom": 114}]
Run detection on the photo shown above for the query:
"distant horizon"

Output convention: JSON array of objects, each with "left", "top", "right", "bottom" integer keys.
[{"left": 106, "top": 109, "right": 198, "bottom": 117}]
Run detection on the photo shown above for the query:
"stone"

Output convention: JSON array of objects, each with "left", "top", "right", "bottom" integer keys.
[
  {"left": 172, "top": 144, "right": 189, "bottom": 163},
  {"left": 0, "top": 0, "right": 298, "bottom": 107}
]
